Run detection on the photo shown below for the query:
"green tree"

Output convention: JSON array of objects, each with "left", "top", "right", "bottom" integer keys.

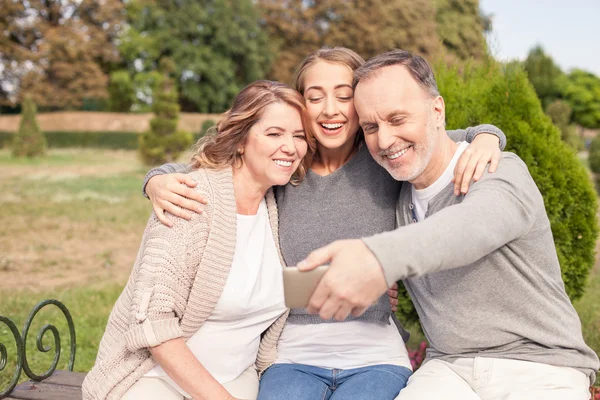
[
  {"left": 562, "top": 69, "right": 600, "bottom": 129},
  {"left": 139, "top": 61, "right": 193, "bottom": 165},
  {"left": 522, "top": 45, "right": 566, "bottom": 108},
  {"left": 397, "top": 60, "right": 598, "bottom": 326},
  {"left": 257, "top": 0, "right": 324, "bottom": 83},
  {"left": 12, "top": 96, "right": 47, "bottom": 157},
  {"left": 259, "top": 0, "right": 490, "bottom": 85},
  {"left": 545, "top": 100, "right": 582, "bottom": 151},
  {"left": 0, "top": 0, "right": 31, "bottom": 105},
  {"left": 108, "top": 70, "right": 136, "bottom": 112},
  {"left": 121, "top": 0, "right": 272, "bottom": 113},
  {"left": 435, "top": 0, "right": 488, "bottom": 62},
  {"left": 259, "top": 0, "right": 440, "bottom": 84},
  {"left": 0, "top": 0, "right": 125, "bottom": 109},
  {"left": 131, "top": 71, "right": 163, "bottom": 112},
  {"left": 320, "top": 0, "right": 440, "bottom": 60}
]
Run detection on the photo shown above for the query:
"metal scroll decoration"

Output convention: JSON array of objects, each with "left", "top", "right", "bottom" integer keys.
[
  {"left": 0, "top": 316, "right": 23, "bottom": 398},
  {"left": 0, "top": 299, "right": 76, "bottom": 399}
]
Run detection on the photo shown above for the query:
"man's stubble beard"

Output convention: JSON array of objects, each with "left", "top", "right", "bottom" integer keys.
[{"left": 384, "top": 113, "right": 438, "bottom": 182}]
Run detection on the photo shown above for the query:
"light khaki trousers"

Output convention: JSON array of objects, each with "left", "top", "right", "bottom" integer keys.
[
  {"left": 121, "top": 366, "right": 259, "bottom": 400},
  {"left": 395, "top": 357, "right": 590, "bottom": 400}
]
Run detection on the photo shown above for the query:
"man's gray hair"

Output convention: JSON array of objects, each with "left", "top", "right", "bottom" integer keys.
[{"left": 353, "top": 49, "right": 440, "bottom": 98}]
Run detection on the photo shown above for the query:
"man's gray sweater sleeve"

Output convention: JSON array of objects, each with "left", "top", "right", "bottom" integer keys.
[
  {"left": 447, "top": 125, "right": 507, "bottom": 150},
  {"left": 141, "top": 163, "right": 191, "bottom": 198},
  {"left": 363, "top": 154, "right": 536, "bottom": 286}
]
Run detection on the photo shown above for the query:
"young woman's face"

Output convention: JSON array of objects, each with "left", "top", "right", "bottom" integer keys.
[
  {"left": 241, "top": 102, "right": 308, "bottom": 188},
  {"left": 302, "top": 61, "right": 360, "bottom": 151}
]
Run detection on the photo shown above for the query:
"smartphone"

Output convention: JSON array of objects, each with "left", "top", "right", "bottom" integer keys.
[{"left": 282, "top": 265, "right": 329, "bottom": 309}]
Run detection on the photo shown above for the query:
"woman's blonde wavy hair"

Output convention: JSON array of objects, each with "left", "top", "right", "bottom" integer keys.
[{"left": 191, "top": 80, "right": 316, "bottom": 185}]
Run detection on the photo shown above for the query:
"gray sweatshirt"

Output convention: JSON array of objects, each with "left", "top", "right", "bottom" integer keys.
[{"left": 363, "top": 152, "right": 600, "bottom": 385}]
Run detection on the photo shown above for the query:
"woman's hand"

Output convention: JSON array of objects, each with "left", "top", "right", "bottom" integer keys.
[
  {"left": 146, "top": 174, "right": 208, "bottom": 227},
  {"left": 453, "top": 134, "right": 501, "bottom": 195},
  {"left": 388, "top": 282, "right": 399, "bottom": 313}
]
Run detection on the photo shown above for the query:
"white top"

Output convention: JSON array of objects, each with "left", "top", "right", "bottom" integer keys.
[
  {"left": 145, "top": 199, "right": 286, "bottom": 394},
  {"left": 411, "top": 142, "right": 469, "bottom": 221},
  {"left": 276, "top": 316, "right": 411, "bottom": 370}
]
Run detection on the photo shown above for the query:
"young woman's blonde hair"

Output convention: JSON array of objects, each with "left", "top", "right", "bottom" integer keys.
[
  {"left": 191, "top": 80, "right": 316, "bottom": 185},
  {"left": 294, "top": 47, "right": 365, "bottom": 95},
  {"left": 293, "top": 47, "right": 366, "bottom": 153}
]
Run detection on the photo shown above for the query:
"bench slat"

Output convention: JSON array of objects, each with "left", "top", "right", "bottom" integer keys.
[
  {"left": 42, "top": 370, "right": 87, "bottom": 387},
  {"left": 7, "top": 380, "right": 82, "bottom": 400}
]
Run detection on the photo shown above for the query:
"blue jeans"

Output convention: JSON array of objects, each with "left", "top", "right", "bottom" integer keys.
[{"left": 257, "top": 363, "right": 412, "bottom": 400}]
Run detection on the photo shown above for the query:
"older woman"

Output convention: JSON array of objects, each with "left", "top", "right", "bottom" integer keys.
[
  {"left": 143, "top": 48, "right": 507, "bottom": 399},
  {"left": 82, "top": 80, "right": 315, "bottom": 400}
]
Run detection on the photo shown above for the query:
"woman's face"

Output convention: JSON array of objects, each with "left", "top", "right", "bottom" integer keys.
[
  {"left": 303, "top": 60, "right": 360, "bottom": 151},
  {"left": 241, "top": 102, "right": 308, "bottom": 189}
]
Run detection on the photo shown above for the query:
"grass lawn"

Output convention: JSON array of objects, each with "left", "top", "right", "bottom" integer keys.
[
  {"left": 0, "top": 148, "right": 599, "bottom": 389},
  {"left": 0, "top": 284, "right": 123, "bottom": 386},
  {"left": 0, "top": 149, "right": 155, "bottom": 290}
]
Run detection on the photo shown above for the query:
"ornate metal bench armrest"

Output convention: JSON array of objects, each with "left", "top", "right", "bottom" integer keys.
[{"left": 0, "top": 299, "right": 76, "bottom": 399}]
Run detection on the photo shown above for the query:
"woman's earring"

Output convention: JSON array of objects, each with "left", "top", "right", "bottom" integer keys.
[{"left": 238, "top": 148, "right": 244, "bottom": 155}]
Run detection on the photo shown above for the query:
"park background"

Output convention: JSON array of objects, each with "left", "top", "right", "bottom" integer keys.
[{"left": 1, "top": 0, "right": 600, "bottom": 392}]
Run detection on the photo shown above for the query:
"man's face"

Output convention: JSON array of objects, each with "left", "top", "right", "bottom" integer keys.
[{"left": 354, "top": 65, "right": 444, "bottom": 183}]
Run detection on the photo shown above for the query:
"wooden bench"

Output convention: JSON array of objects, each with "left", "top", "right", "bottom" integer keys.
[
  {"left": 2, "top": 300, "right": 599, "bottom": 400},
  {"left": 5, "top": 371, "right": 84, "bottom": 400}
]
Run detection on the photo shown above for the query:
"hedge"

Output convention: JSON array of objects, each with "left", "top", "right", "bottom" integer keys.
[
  {"left": 0, "top": 131, "right": 203, "bottom": 150},
  {"left": 396, "top": 59, "right": 598, "bottom": 326}
]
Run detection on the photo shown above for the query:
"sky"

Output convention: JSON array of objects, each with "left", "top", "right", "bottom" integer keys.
[{"left": 480, "top": 0, "right": 600, "bottom": 76}]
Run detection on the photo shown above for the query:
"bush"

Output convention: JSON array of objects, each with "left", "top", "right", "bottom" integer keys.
[
  {"left": 43, "top": 131, "right": 140, "bottom": 149},
  {"left": 546, "top": 100, "right": 583, "bottom": 151},
  {"left": 200, "top": 119, "right": 216, "bottom": 135},
  {"left": 0, "top": 131, "right": 13, "bottom": 148},
  {"left": 11, "top": 96, "right": 47, "bottom": 157},
  {"left": 2, "top": 131, "right": 137, "bottom": 150},
  {"left": 396, "top": 60, "right": 598, "bottom": 326},
  {"left": 108, "top": 70, "right": 135, "bottom": 112},
  {"left": 563, "top": 69, "right": 600, "bottom": 130},
  {"left": 139, "top": 66, "right": 193, "bottom": 165},
  {"left": 0, "top": 131, "right": 202, "bottom": 150},
  {"left": 589, "top": 136, "right": 600, "bottom": 174},
  {"left": 82, "top": 98, "right": 108, "bottom": 112}
]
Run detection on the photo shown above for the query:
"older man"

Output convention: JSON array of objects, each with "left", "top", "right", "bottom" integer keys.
[{"left": 299, "top": 49, "right": 599, "bottom": 399}]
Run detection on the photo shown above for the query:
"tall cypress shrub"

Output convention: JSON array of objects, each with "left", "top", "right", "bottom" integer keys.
[
  {"left": 12, "top": 96, "right": 47, "bottom": 157},
  {"left": 139, "top": 60, "right": 193, "bottom": 165},
  {"left": 396, "top": 60, "right": 598, "bottom": 326}
]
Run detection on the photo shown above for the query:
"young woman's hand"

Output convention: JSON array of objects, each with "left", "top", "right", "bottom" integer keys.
[
  {"left": 146, "top": 174, "right": 208, "bottom": 227},
  {"left": 388, "top": 282, "right": 399, "bottom": 313},
  {"left": 453, "top": 134, "right": 501, "bottom": 195}
]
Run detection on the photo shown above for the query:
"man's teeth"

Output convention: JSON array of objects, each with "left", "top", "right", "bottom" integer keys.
[
  {"left": 321, "top": 123, "right": 344, "bottom": 129},
  {"left": 387, "top": 147, "right": 410, "bottom": 160},
  {"left": 274, "top": 160, "right": 293, "bottom": 167}
]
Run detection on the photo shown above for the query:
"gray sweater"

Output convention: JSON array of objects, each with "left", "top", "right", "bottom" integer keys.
[
  {"left": 363, "top": 152, "right": 600, "bottom": 385},
  {"left": 143, "top": 126, "right": 505, "bottom": 332}
]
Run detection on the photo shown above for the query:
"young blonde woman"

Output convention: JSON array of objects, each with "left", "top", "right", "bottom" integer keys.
[
  {"left": 143, "top": 47, "right": 507, "bottom": 399},
  {"left": 82, "top": 80, "right": 316, "bottom": 400}
]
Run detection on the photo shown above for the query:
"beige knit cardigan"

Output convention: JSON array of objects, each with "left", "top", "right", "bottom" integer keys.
[{"left": 82, "top": 167, "right": 288, "bottom": 400}]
